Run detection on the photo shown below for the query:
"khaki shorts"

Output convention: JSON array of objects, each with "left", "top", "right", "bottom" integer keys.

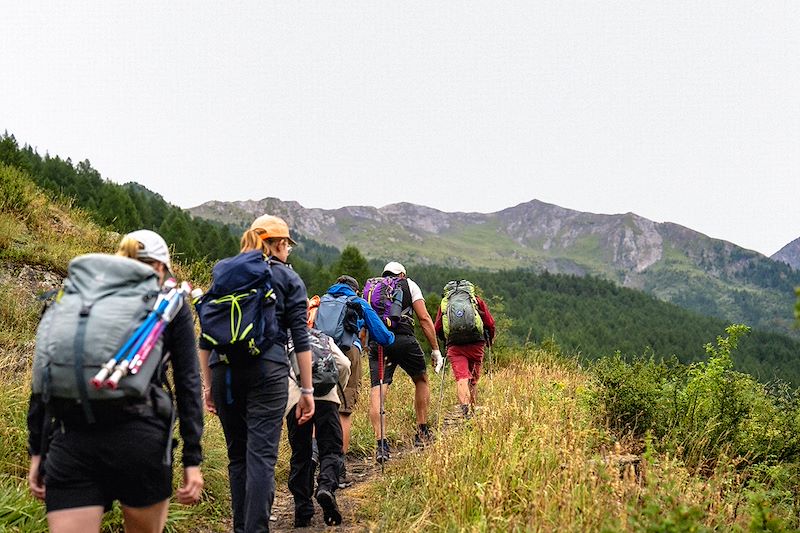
[{"left": 338, "top": 345, "right": 362, "bottom": 414}]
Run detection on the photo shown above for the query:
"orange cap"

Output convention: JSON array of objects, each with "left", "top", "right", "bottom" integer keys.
[{"left": 250, "top": 214, "right": 297, "bottom": 245}]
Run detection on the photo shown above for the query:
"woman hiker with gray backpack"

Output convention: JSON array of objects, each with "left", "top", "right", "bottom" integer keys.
[
  {"left": 27, "top": 229, "right": 204, "bottom": 533},
  {"left": 196, "top": 214, "right": 315, "bottom": 533}
]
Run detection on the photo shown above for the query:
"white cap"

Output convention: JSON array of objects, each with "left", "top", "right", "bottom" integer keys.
[
  {"left": 126, "top": 229, "right": 171, "bottom": 269},
  {"left": 382, "top": 261, "right": 406, "bottom": 276}
]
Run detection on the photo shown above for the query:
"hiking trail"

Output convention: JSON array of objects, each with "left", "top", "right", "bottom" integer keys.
[{"left": 267, "top": 403, "right": 467, "bottom": 532}]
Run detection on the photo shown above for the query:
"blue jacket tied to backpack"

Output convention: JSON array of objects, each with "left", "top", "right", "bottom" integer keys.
[{"left": 322, "top": 283, "right": 395, "bottom": 348}]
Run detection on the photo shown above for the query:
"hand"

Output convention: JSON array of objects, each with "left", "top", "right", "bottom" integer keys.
[
  {"left": 432, "top": 349, "right": 443, "bottom": 374},
  {"left": 295, "top": 394, "right": 315, "bottom": 425},
  {"left": 28, "top": 455, "right": 45, "bottom": 501},
  {"left": 203, "top": 387, "right": 216, "bottom": 415},
  {"left": 176, "top": 466, "right": 204, "bottom": 505}
]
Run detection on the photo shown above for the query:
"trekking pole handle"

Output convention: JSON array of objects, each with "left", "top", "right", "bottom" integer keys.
[{"left": 105, "top": 359, "right": 132, "bottom": 389}]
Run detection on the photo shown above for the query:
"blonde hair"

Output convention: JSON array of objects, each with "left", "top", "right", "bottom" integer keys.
[
  {"left": 239, "top": 228, "right": 286, "bottom": 256},
  {"left": 117, "top": 235, "right": 143, "bottom": 260}
]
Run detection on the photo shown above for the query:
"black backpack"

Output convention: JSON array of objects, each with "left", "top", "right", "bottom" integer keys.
[{"left": 288, "top": 328, "right": 340, "bottom": 396}]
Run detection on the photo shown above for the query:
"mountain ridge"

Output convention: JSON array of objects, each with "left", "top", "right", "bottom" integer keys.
[
  {"left": 772, "top": 237, "right": 800, "bottom": 270},
  {"left": 189, "top": 196, "right": 799, "bottom": 334}
]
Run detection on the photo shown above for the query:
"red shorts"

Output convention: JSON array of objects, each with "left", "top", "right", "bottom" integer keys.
[{"left": 446, "top": 343, "right": 485, "bottom": 383}]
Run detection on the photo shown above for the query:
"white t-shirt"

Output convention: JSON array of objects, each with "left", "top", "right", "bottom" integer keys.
[{"left": 406, "top": 278, "right": 424, "bottom": 303}]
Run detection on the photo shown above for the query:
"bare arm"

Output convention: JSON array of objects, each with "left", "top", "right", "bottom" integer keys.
[
  {"left": 198, "top": 348, "right": 215, "bottom": 415},
  {"left": 412, "top": 299, "right": 439, "bottom": 351},
  {"left": 294, "top": 349, "right": 315, "bottom": 424}
]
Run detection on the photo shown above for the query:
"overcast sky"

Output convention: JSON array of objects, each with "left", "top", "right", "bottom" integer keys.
[{"left": 2, "top": 2, "right": 798, "bottom": 256}]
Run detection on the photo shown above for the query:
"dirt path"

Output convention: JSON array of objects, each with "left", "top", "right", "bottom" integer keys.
[{"left": 267, "top": 405, "right": 467, "bottom": 532}]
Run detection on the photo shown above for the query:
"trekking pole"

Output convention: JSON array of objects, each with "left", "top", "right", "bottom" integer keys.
[
  {"left": 111, "top": 284, "right": 187, "bottom": 384},
  {"left": 129, "top": 282, "right": 189, "bottom": 375},
  {"left": 91, "top": 280, "right": 178, "bottom": 386},
  {"left": 436, "top": 348, "right": 448, "bottom": 432},
  {"left": 484, "top": 332, "right": 494, "bottom": 376},
  {"left": 104, "top": 284, "right": 185, "bottom": 388},
  {"left": 103, "top": 287, "right": 177, "bottom": 388},
  {"left": 378, "top": 344, "right": 385, "bottom": 475}
]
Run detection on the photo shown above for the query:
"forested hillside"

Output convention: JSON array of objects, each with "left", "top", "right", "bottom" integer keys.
[
  {"left": 4, "top": 150, "right": 800, "bottom": 531},
  {"left": 0, "top": 133, "right": 240, "bottom": 263},
  {"left": 3, "top": 131, "right": 799, "bottom": 386},
  {"left": 401, "top": 265, "right": 800, "bottom": 385}
]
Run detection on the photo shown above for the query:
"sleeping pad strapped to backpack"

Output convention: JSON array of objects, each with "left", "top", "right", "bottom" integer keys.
[{"left": 440, "top": 280, "right": 484, "bottom": 345}]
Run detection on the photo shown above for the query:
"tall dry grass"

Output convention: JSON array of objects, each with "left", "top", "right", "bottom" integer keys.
[{"left": 355, "top": 348, "right": 764, "bottom": 532}]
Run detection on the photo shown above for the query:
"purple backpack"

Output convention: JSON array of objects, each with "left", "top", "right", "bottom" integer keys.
[{"left": 363, "top": 276, "right": 405, "bottom": 329}]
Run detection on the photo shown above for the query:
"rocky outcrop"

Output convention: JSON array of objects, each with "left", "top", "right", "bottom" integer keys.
[
  {"left": 772, "top": 237, "right": 800, "bottom": 270},
  {"left": 188, "top": 197, "right": 762, "bottom": 278}
]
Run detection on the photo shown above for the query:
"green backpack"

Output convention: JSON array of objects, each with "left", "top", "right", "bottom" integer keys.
[
  {"left": 32, "top": 254, "right": 164, "bottom": 422},
  {"left": 440, "top": 280, "right": 484, "bottom": 345}
]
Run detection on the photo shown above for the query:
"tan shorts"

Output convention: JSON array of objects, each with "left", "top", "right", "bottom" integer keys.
[{"left": 338, "top": 345, "right": 362, "bottom": 414}]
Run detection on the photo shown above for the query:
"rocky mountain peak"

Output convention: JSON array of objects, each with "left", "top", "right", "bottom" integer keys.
[{"left": 771, "top": 237, "right": 800, "bottom": 270}]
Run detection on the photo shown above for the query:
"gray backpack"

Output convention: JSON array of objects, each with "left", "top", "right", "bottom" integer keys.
[
  {"left": 440, "top": 280, "right": 485, "bottom": 345},
  {"left": 32, "top": 254, "right": 164, "bottom": 422}
]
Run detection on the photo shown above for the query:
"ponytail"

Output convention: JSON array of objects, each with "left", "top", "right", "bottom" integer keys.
[
  {"left": 117, "top": 235, "right": 142, "bottom": 260},
  {"left": 240, "top": 229, "right": 270, "bottom": 254}
]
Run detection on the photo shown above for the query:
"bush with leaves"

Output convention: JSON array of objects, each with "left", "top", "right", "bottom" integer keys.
[
  {"left": 589, "top": 351, "right": 682, "bottom": 437},
  {"left": 591, "top": 325, "right": 800, "bottom": 470}
]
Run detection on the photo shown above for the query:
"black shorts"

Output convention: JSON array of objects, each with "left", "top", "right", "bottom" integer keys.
[
  {"left": 44, "top": 416, "right": 173, "bottom": 512},
  {"left": 368, "top": 334, "right": 427, "bottom": 387}
]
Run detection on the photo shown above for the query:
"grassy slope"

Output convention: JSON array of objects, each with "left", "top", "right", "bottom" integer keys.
[
  {"left": 0, "top": 165, "right": 425, "bottom": 531},
  {"left": 356, "top": 349, "right": 785, "bottom": 532},
  {"left": 2, "top": 165, "right": 797, "bottom": 531}
]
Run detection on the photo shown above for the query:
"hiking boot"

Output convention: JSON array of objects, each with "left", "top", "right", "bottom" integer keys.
[
  {"left": 375, "top": 439, "right": 390, "bottom": 464},
  {"left": 294, "top": 515, "right": 312, "bottom": 528},
  {"left": 414, "top": 424, "right": 434, "bottom": 447},
  {"left": 338, "top": 464, "right": 352, "bottom": 489},
  {"left": 316, "top": 489, "right": 342, "bottom": 526}
]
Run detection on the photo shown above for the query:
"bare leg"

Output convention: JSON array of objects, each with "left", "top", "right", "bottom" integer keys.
[
  {"left": 339, "top": 413, "right": 353, "bottom": 454},
  {"left": 48, "top": 506, "right": 104, "bottom": 533},
  {"left": 368, "top": 384, "right": 389, "bottom": 437},
  {"left": 469, "top": 380, "right": 478, "bottom": 407},
  {"left": 456, "top": 378, "right": 471, "bottom": 406},
  {"left": 412, "top": 373, "right": 430, "bottom": 425},
  {"left": 121, "top": 498, "right": 170, "bottom": 533}
]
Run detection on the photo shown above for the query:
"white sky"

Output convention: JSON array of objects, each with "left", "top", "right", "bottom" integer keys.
[{"left": 2, "top": 2, "right": 798, "bottom": 256}]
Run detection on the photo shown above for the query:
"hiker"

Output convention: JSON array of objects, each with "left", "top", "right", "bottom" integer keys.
[
  {"left": 365, "top": 262, "right": 442, "bottom": 462},
  {"left": 284, "top": 329, "right": 351, "bottom": 527},
  {"left": 27, "top": 229, "right": 204, "bottom": 533},
  {"left": 198, "top": 215, "right": 315, "bottom": 533},
  {"left": 313, "top": 275, "right": 395, "bottom": 484},
  {"left": 434, "top": 280, "right": 496, "bottom": 417}
]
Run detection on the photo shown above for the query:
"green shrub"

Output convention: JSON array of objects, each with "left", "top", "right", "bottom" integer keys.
[{"left": 588, "top": 352, "right": 680, "bottom": 436}]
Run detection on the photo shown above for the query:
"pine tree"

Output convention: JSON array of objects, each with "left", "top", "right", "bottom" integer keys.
[{"left": 332, "top": 245, "right": 371, "bottom": 286}]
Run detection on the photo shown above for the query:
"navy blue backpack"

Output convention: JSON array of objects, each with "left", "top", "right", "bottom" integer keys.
[{"left": 195, "top": 250, "right": 278, "bottom": 361}]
